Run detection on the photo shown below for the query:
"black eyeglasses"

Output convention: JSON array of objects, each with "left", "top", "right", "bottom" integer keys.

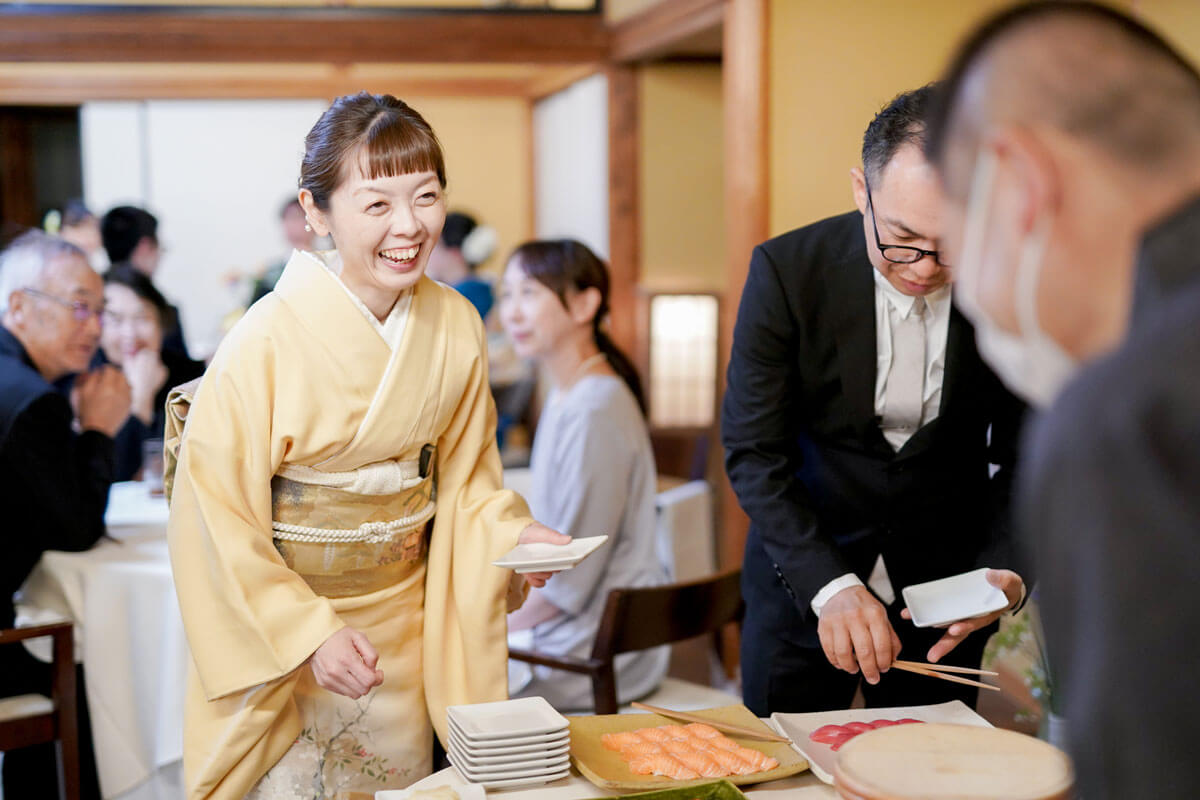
[
  {"left": 21, "top": 287, "right": 104, "bottom": 323},
  {"left": 865, "top": 179, "right": 950, "bottom": 267}
]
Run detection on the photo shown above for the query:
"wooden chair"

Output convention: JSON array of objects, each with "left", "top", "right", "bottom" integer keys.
[
  {"left": 0, "top": 622, "right": 80, "bottom": 800},
  {"left": 509, "top": 569, "right": 744, "bottom": 714}
]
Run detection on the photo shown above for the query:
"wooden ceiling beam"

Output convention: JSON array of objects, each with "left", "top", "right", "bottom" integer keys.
[
  {"left": 0, "top": 11, "right": 610, "bottom": 64},
  {"left": 609, "top": 0, "right": 724, "bottom": 64}
]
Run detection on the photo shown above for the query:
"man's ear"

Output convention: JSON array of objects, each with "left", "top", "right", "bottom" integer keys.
[
  {"left": 298, "top": 189, "right": 331, "bottom": 238},
  {"left": 996, "top": 125, "right": 1061, "bottom": 237},
  {"left": 850, "top": 167, "right": 870, "bottom": 216}
]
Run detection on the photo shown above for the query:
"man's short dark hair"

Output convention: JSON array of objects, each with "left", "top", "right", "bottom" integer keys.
[
  {"left": 101, "top": 206, "right": 158, "bottom": 264},
  {"left": 925, "top": 1, "right": 1200, "bottom": 171},
  {"left": 862, "top": 84, "right": 937, "bottom": 183}
]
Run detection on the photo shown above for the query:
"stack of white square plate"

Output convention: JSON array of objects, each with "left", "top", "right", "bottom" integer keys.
[{"left": 446, "top": 697, "right": 571, "bottom": 789}]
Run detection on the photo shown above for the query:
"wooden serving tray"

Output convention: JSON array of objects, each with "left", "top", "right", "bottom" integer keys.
[
  {"left": 568, "top": 704, "right": 809, "bottom": 792},
  {"left": 833, "top": 723, "right": 1073, "bottom": 800}
]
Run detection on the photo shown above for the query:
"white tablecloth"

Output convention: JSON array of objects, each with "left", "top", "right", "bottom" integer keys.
[
  {"left": 17, "top": 481, "right": 187, "bottom": 800},
  {"left": 391, "top": 766, "right": 838, "bottom": 800}
]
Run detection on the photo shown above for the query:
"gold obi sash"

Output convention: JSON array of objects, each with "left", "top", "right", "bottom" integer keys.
[{"left": 271, "top": 445, "right": 437, "bottom": 598}]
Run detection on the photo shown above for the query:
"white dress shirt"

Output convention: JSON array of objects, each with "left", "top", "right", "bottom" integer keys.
[{"left": 810, "top": 270, "right": 951, "bottom": 616}]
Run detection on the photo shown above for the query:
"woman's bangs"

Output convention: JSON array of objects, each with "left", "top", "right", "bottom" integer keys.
[{"left": 358, "top": 118, "right": 445, "bottom": 184}]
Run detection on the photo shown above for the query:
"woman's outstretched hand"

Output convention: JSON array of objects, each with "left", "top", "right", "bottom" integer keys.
[
  {"left": 517, "top": 523, "right": 571, "bottom": 588},
  {"left": 310, "top": 627, "right": 384, "bottom": 699}
]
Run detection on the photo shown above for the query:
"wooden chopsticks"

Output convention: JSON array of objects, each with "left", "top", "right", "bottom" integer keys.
[
  {"left": 629, "top": 701, "right": 792, "bottom": 742},
  {"left": 890, "top": 660, "right": 999, "bottom": 692}
]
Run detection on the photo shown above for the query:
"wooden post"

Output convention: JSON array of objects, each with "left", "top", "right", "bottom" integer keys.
[
  {"left": 719, "top": 0, "right": 769, "bottom": 573},
  {"left": 606, "top": 64, "right": 640, "bottom": 360}
]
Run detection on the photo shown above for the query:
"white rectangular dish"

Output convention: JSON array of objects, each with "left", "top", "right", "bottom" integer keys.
[
  {"left": 901, "top": 567, "right": 1010, "bottom": 628},
  {"left": 449, "top": 740, "right": 570, "bottom": 766},
  {"left": 770, "top": 700, "right": 992, "bottom": 784},
  {"left": 447, "top": 696, "right": 569, "bottom": 740},
  {"left": 491, "top": 536, "right": 609, "bottom": 574},
  {"left": 449, "top": 762, "right": 571, "bottom": 789},
  {"left": 447, "top": 743, "right": 569, "bottom": 778}
]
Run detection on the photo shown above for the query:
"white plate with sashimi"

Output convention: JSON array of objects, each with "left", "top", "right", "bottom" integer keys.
[{"left": 769, "top": 700, "right": 992, "bottom": 784}]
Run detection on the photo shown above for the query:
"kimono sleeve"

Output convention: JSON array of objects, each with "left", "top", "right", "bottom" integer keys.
[
  {"left": 423, "top": 301, "right": 534, "bottom": 743},
  {"left": 167, "top": 324, "right": 343, "bottom": 700}
]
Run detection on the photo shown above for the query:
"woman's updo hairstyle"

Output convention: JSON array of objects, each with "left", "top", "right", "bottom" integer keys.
[{"left": 300, "top": 92, "right": 446, "bottom": 210}]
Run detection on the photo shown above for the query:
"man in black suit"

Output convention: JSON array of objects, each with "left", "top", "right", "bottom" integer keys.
[
  {"left": 723, "top": 86, "right": 1026, "bottom": 716},
  {"left": 0, "top": 230, "right": 129, "bottom": 798},
  {"left": 926, "top": 4, "right": 1200, "bottom": 796}
]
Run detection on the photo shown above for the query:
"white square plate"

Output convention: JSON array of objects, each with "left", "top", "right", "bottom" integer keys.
[
  {"left": 447, "top": 697, "right": 569, "bottom": 740},
  {"left": 375, "top": 771, "right": 486, "bottom": 800},
  {"left": 901, "top": 567, "right": 1010, "bottom": 628},
  {"left": 449, "top": 762, "right": 571, "bottom": 789},
  {"left": 449, "top": 720, "right": 569, "bottom": 754},
  {"left": 450, "top": 739, "right": 570, "bottom": 766},
  {"left": 448, "top": 742, "right": 569, "bottom": 778},
  {"left": 491, "top": 536, "right": 609, "bottom": 574}
]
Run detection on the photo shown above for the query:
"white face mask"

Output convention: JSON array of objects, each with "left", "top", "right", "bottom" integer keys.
[{"left": 955, "top": 149, "right": 1079, "bottom": 408}]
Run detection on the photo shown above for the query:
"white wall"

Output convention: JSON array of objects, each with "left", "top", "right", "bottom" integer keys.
[
  {"left": 532, "top": 73, "right": 609, "bottom": 259},
  {"left": 82, "top": 99, "right": 328, "bottom": 358}
]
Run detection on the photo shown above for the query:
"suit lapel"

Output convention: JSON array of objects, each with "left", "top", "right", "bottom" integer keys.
[{"left": 827, "top": 254, "right": 891, "bottom": 454}]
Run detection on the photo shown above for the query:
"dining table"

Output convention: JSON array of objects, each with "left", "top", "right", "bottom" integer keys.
[
  {"left": 397, "top": 766, "right": 838, "bottom": 800},
  {"left": 16, "top": 481, "right": 186, "bottom": 800}
]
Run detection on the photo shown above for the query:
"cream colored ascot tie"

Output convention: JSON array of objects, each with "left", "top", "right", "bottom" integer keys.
[{"left": 882, "top": 295, "right": 927, "bottom": 444}]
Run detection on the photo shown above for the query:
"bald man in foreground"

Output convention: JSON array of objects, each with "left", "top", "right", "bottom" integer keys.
[{"left": 926, "top": 3, "right": 1200, "bottom": 796}]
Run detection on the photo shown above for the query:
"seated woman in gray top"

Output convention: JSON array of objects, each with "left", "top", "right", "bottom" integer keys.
[{"left": 499, "top": 239, "right": 672, "bottom": 710}]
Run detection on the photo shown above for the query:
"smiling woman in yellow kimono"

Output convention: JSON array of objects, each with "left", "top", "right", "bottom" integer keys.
[{"left": 167, "top": 92, "right": 566, "bottom": 800}]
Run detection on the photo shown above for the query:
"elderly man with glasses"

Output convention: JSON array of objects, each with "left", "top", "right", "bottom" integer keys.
[
  {"left": 0, "top": 229, "right": 129, "bottom": 798},
  {"left": 723, "top": 85, "right": 1027, "bottom": 716}
]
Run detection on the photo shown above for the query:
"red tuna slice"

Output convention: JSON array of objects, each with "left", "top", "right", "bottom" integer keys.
[{"left": 809, "top": 724, "right": 852, "bottom": 744}]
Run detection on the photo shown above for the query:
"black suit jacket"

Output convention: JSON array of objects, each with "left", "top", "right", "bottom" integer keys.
[
  {"left": 722, "top": 211, "right": 1024, "bottom": 636},
  {"left": 0, "top": 326, "right": 113, "bottom": 634}
]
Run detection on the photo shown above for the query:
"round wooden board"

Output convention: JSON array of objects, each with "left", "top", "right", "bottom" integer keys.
[{"left": 833, "top": 723, "right": 1073, "bottom": 800}]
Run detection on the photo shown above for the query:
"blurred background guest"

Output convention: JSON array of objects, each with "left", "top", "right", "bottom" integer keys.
[
  {"left": 426, "top": 210, "right": 498, "bottom": 320},
  {"left": 99, "top": 263, "right": 205, "bottom": 482},
  {"left": 926, "top": 2, "right": 1200, "bottom": 796},
  {"left": 44, "top": 199, "right": 106, "bottom": 272},
  {"left": 501, "top": 239, "right": 672, "bottom": 710},
  {"left": 247, "top": 197, "right": 317, "bottom": 306},
  {"left": 0, "top": 230, "right": 129, "bottom": 800},
  {"left": 100, "top": 205, "right": 190, "bottom": 357}
]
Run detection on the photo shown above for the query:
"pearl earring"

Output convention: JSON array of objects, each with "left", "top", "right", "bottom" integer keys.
[{"left": 304, "top": 222, "right": 313, "bottom": 232}]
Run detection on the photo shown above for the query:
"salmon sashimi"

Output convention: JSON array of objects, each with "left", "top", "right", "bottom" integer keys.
[
  {"left": 733, "top": 746, "right": 779, "bottom": 771},
  {"left": 658, "top": 724, "right": 693, "bottom": 740},
  {"left": 629, "top": 754, "right": 700, "bottom": 780},
  {"left": 607, "top": 723, "right": 779, "bottom": 779},
  {"left": 684, "top": 723, "right": 722, "bottom": 739},
  {"left": 660, "top": 739, "right": 698, "bottom": 756},
  {"left": 709, "top": 749, "right": 759, "bottom": 775},
  {"left": 707, "top": 735, "right": 743, "bottom": 752},
  {"left": 637, "top": 727, "right": 673, "bottom": 742},
  {"left": 603, "top": 730, "right": 645, "bottom": 751},
  {"left": 622, "top": 741, "right": 665, "bottom": 756},
  {"left": 672, "top": 749, "right": 727, "bottom": 778}
]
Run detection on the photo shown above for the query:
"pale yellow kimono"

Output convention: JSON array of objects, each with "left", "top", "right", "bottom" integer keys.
[{"left": 167, "top": 250, "right": 532, "bottom": 799}]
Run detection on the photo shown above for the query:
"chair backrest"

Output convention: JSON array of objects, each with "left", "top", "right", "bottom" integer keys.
[
  {"left": 591, "top": 568, "right": 743, "bottom": 663},
  {"left": 654, "top": 480, "right": 715, "bottom": 583},
  {"left": 0, "top": 622, "right": 80, "bottom": 800}
]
